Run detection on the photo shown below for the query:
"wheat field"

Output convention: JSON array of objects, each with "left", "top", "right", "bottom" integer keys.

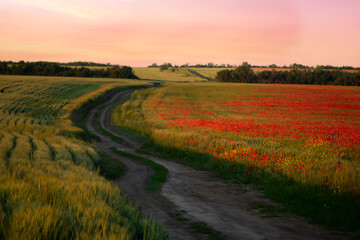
[
  {"left": 0, "top": 75, "right": 167, "bottom": 239},
  {"left": 133, "top": 67, "right": 206, "bottom": 82}
]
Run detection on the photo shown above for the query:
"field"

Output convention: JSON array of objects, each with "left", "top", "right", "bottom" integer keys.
[
  {"left": 112, "top": 83, "right": 360, "bottom": 230},
  {"left": 187, "top": 68, "right": 231, "bottom": 79},
  {"left": 0, "top": 75, "right": 167, "bottom": 239},
  {"left": 133, "top": 67, "right": 205, "bottom": 82}
]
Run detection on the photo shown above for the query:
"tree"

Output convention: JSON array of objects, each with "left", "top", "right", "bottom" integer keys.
[
  {"left": 148, "top": 63, "right": 158, "bottom": 68},
  {"left": 0, "top": 62, "right": 9, "bottom": 74},
  {"left": 215, "top": 69, "right": 232, "bottom": 82},
  {"left": 207, "top": 62, "right": 215, "bottom": 68},
  {"left": 160, "top": 64, "right": 168, "bottom": 71},
  {"left": 268, "top": 64, "right": 278, "bottom": 68},
  {"left": 235, "top": 62, "right": 255, "bottom": 82}
]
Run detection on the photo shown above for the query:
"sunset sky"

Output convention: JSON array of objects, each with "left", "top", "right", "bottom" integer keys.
[{"left": 1, "top": 0, "right": 359, "bottom": 67}]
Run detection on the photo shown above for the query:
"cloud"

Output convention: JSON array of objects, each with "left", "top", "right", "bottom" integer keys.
[{"left": 13, "top": 0, "right": 126, "bottom": 18}]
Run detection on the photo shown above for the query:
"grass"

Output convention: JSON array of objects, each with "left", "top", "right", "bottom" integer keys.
[
  {"left": 0, "top": 75, "right": 167, "bottom": 239},
  {"left": 187, "top": 68, "right": 231, "bottom": 80},
  {"left": 97, "top": 152, "right": 126, "bottom": 180},
  {"left": 133, "top": 67, "right": 206, "bottom": 82},
  {"left": 168, "top": 212, "right": 228, "bottom": 240},
  {"left": 111, "top": 147, "right": 168, "bottom": 192},
  {"left": 190, "top": 223, "right": 228, "bottom": 240},
  {"left": 97, "top": 119, "right": 124, "bottom": 143},
  {"left": 248, "top": 201, "right": 283, "bottom": 218},
  {"left": 111, "top": 83, "right": 360, "bottom": 232}
]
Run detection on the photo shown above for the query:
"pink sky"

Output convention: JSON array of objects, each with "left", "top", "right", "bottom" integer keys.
[{"left": 1, "top": 0, "right": 359, "bottom": 67}]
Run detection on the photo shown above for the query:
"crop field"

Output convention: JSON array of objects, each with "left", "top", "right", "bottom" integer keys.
[
  {"left": 113, "top": 83, "right": 360, "bottom": 229},
  {"left": 133, "top": 67, "right": 205, "bottom": 82},
  {"left": 0, "top": 75, "right": 166, "bottom": 239},
  {"left": 187, "top": 68, "right": 231, "bottom": 80}
]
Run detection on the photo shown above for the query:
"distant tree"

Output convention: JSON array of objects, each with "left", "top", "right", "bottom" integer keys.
[
  {"left": 215, "top": 69, "right": 232, "bottom": 82},
  {"left": 160, "top": 64, "right": 168, "bottom": 71},
  {"left": 241, "top": 62, "right": 251, "bottom": 68},
  {"left": 207, "top": 62, "right": 215, "bottom": 68},
  {"left": 290, "top": 63, "right": 308, "bottom": 69},
  {"left": 235, "top": 62, "right": 255, "bottom": 82},
  {"left": 119, "top": 66, "right": 138, "bottom": 79},
  {"left": 180, "top": 63, "right": 189, "bottom": 68},
  {"left": 148, "top": 63, "right": 158, "bottom": 68},
  {"left": 63, "top": 61, "right": 111, "bottom": 67},
  {"left": 268, "top": 64, "right": 278, "bottom": 68},
  {"left": 0, "top": 61, "right": 9, "bottom": 74},
  {"left": 109, "top": 66, "right": 138, "bottom": 79}
]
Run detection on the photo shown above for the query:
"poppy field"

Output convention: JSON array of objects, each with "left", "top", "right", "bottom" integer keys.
[{"left": 113, "top": 83, "right": 360, "bottom": 230}]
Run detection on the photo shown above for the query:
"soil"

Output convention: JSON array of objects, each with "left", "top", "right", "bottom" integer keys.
[{"left": 85, "top": 88, "right": 357, "bottom": 240}]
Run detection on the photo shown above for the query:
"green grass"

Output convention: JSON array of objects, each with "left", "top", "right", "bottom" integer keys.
[
  {"left": 248, "top": 201, "right": 283, "bottom": 218},
  {"left": 94, "top": 91, "right": 128, "bottom": 144},
  {"left": 96, "top": 152, "right": 126, "bottom": 180},
  {"left": 96, "top": 119, "right": 124, "bottom": 143},
  {"left": 70, "top": 106, "right": 101, "bottom": 142},
  {"left": 190, "top": 223, "right": 228, "bottom": 240},
  {"left": 111, "top": 147, "right": 168, "bottom": 192},
  {"left": 168, "top": 212, "right": 228, "bottom": 240}
]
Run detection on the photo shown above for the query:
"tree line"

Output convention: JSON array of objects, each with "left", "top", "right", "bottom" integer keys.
[
  {"left": 0, "top": 61, "right": 138, "bottom": 79},
  {"left": 62, "top": 61, "right": 114, "bottom": 67},
  {"left": 148, "top": 62, "right": 360, "bottom": 70},
  {"left": 216, "top": 63, "right": 360, "bottom": 86},
  {"left": 148, "top": 62, "right": 237, "bottom": 68}
]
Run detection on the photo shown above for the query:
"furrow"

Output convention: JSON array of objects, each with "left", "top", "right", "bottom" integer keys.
[{"left": 4, "top": 135, "right": 17, "bottom": 168}]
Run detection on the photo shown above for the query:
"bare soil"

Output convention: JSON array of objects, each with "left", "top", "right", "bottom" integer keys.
[{"left": 86, "top": 88, "right": 357, "bottom": 240}]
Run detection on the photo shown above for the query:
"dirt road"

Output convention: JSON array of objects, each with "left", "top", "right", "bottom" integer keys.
[{"left": 86, "top": 88, "right": 354, "bottom": 240}]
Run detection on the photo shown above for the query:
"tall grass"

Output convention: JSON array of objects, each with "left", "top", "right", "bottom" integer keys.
[{"left": 0, "top": 75, "right": 167, "bottom": 239}]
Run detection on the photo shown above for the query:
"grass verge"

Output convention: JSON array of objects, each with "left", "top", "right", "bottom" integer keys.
[
  {"left": 110, "top": 147, "right": 168, "bottom": 192},
  {"left": 96, "top": 152, "right": 126, "bottom": 180},
  {"left": 96, "top": 119, "right": 124, "bottom": 143},
  {"left": 170, "top": 212, "right": 228, "bottom": 240}
]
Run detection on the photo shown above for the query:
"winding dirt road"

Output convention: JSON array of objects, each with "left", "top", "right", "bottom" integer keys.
[{"left": 86, "top": 88, "right": 355, "bottom": 240}]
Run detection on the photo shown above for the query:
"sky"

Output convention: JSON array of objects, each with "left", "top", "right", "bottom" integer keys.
[{"left": 1, "top": 0, "right": 360, "bottom": 67}]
